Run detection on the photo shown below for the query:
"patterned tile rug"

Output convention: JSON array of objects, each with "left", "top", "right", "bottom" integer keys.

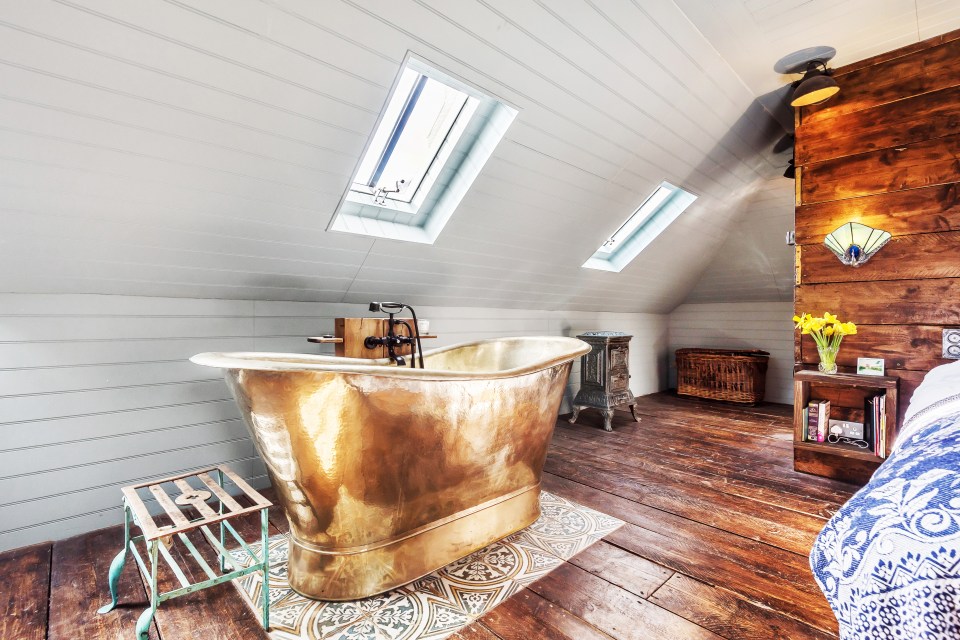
[{"left": 229, "top": 491, "right": 624, "bottom": 640}]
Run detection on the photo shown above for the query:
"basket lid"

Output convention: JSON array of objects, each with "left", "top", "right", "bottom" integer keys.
[
  {"left": 675, "top": 348, "right": 770, "bottom": 357},
  {"left": 578, "top": 331, "right": 632, "bottom": 337}
]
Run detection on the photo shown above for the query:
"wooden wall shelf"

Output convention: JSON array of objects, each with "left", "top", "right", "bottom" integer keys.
[{"left": 792, "top": 369, "right": 899, "bottom": 485}]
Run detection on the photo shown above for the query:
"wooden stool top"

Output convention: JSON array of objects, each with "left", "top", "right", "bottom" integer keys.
[{"left": 120, "top": 465, "right": 272, "bottom": 541}]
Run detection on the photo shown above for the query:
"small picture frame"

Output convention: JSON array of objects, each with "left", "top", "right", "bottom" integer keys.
[{"left": 857, "top": 357, "right": 885, "bottom": 376}]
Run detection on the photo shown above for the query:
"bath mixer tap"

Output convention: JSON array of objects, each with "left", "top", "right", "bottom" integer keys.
[{"left": 366, "top": 302, "right": 425, "bottom": 368}]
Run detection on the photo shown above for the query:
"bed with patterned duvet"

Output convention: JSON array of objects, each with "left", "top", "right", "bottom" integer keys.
[{"left": 811, "top": 361, "right": 960, "bottom": 639}]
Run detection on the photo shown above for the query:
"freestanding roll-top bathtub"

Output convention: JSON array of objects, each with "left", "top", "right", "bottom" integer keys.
[{"left": 191, "top": 336, "right": 590, "bottom": 600}]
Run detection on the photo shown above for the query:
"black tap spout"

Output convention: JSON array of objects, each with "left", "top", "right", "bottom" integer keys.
[{"left": 366, "top": 302, "right": 425, "bottom": 368}]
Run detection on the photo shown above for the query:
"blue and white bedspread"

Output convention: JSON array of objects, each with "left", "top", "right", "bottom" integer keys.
[{"left": 811, "top": 362, "right": 960, "bottom": 639}]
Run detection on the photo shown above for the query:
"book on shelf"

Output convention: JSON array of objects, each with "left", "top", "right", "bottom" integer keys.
[
  {"left": 806, "top": 400, "right": 830, "bottom": 442},
  {"left": 863, "top": 393, "right": 888, "bottom": 458},
  {"left": 802, "top": 407, "right": 808, "bottom": 441}
]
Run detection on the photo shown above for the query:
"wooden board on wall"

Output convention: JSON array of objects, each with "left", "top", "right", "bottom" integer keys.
[
  {"left": 796, "top": 279, "right": 960, "bottom": 326},
  {"left": 797, "top": 84, "right": 960, "bottom": 164},
  {"left": 801, "top": 33, "right": 960, "bottom": 123},
  {"left": 794, "top": 182, "right": 960, "bottom": 244},
  {"left": 799, "top": 232, "right": 960, "bottom": 283},
  {"left": 334, "top": 317, "right": 420, "bottom": 359},
  {"left": 800, "top": 134, "right": 960, "bottom": 205},
  {"left": 794, "top": 28, "right": 960, "bottom": 477}
]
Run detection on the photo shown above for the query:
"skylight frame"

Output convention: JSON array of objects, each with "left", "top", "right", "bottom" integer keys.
[
  {"left": 352, "top": 69, "right": 470, "bottom": 204},
  {"left": 583, "top": 181, "right": 698, "bottom": 273},
  {"left": 328, "top": 53, "right": 519, "bottom": 246}
]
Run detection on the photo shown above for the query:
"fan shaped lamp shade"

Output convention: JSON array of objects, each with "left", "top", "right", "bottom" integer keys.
[{"left": 824, "top": 222, "right": 891, "bottom": 266}]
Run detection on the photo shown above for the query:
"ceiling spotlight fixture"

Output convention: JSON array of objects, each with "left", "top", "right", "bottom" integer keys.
[
  {"left": 783, "top": 157, "right": 796, "bottom": 179},
  {"left": 774, "top": 47, "right": 840, "bottom": 110},
  {"left": 773, "top": 133, "right": 795, "bottom": 154},
  {"left": 790, "top": 60, "right": 840, "bottom": 107}
]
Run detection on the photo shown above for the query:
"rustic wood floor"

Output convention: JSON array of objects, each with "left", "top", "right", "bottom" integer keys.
[{"left": 2, "top": 392, "right": 856, "bottom": 640}]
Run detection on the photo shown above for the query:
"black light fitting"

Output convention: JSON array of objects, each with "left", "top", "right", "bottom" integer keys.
[
  {"left": 790, "top": 61, "right": 840, "bottom": 107},
  {"left": 783, "top": 158, "right": 796, "bottom": 180}
]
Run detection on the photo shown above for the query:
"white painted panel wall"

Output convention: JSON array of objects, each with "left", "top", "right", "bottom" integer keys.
[
  {"left": 0, "top": 292, "right": 667, "bottom": 551},
  {"left": 668, "top": 302, "right": 794, "bottom": 405}
]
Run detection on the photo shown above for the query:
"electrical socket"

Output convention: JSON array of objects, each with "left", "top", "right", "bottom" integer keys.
[{"left": 943, "top": 329, "right": 960, "bottom": 359}]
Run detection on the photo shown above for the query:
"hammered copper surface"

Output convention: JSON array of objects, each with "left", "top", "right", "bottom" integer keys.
[{"left": 191, "top": 337, "right": 589, "bottom": 600}]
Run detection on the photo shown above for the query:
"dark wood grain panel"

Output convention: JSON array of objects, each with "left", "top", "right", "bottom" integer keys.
[
  {"left": 551, "top": 422, "right": 845, "bottom": 517},
  {"left": 801, "top": 134, "right": 960, "bottom": 205},
  {"left": 541, "top": 473, "right": 841, "bottom": 634},
  {"left": 798, "top": 326, "right": 950, "bottom": 371},
  {"left": 799, "top": 232, "right": 960, "bottom": 283},
  {"left": 798, "top": 85, "right": 960, "bottom": 164},
  {"left": 450, "top": 622, "right": 502, "bottom": 640},
  {"left": 794, "top": 448, "right": 879, "bottom": 485},
  {"left": 0, "top": 543, "right": 51, "bottom": 640},
  {"left": 649, "top": 573, "right": 837, "bottom": 640},
  {"left": 796, "top": 278, "right": 960, "bottom": 325},
  {"left": 528, "top": 562, "right": 723, "bottom": 640},
  {"left": 802, "top": 37, "right": 960, "bottom": 124},
  {"left": 49, "top": 528, "right": 159, "bottom": 640},
  {"left": 794, "top": 182, "right": 960, "bottom": 245},
  {"left": 566, "top": 539, "right": 673, "bottom": 598},
  {"left": 477, "top": 588, "right": 613, "bottom": 640},
  {"left": 544, "top": 445, "right": 828, "bottom": 556},
  {"left": 808, "top": 385, "right": 875, "bottom": 407},
  {"left": 896, "top": 370, "right": 926, "bottom": 426}
]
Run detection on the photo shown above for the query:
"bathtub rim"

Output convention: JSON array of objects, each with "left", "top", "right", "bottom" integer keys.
[{"left": 190, "top": 335, "right": 590, "bottom": 380}]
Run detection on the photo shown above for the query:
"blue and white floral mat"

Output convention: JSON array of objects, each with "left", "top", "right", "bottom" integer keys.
[{"left": 230, "top": 491, "right": 624, "bottom": 640}]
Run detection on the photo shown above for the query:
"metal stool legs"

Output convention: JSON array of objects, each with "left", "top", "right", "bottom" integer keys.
[
  {"left": 97, "top": 465, "right": 273, "bottom": 638},
  {"left": 97, "top": 502, "right": 132, "bottom": 615},
  {"left": 135, "top": 541, "right": 159, "bottom": 640}
]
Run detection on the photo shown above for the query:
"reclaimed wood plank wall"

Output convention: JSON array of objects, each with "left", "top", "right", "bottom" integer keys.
[{"left": 794, "top": 27, "right": 960, "bottom": 427}]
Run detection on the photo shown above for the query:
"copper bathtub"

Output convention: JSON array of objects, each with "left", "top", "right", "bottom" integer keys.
[{"left": 190, "top": 336, "right": 590, "bottom": 600}]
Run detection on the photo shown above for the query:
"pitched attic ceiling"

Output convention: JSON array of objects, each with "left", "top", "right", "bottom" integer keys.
[
  {"left": 674, "top": 0, "right": 960, "bottom": 305},
  {"left": 0, "top": 1, "right": 954, "bottom": 313}
]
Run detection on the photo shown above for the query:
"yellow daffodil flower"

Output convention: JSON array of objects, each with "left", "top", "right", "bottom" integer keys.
[{"left": 792, "top": 312, "right": 856, "bottom": 355}]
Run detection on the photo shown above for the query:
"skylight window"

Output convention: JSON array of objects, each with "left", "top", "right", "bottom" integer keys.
[
  {"left": 329, "top": 55, "right": 518, "bottom": 245},
  {"left": 354, "top": 69, "right": 469, "bottom": 204},
  {"left": 583, "top": 181, "right": 697, "bottom": 272}
]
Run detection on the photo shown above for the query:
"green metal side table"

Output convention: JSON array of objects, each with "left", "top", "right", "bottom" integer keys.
[{"left": 98, "top": 465, "right": 273, "bottom": 639}]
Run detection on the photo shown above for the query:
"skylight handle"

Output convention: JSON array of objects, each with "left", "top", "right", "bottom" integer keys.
[{"left": 372, "top": 180, "right": 406, "bottom": 205}]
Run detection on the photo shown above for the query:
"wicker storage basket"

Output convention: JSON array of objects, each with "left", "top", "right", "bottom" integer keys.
[{"left": 675, "top": 348, "right": 770, "bottom": 404}]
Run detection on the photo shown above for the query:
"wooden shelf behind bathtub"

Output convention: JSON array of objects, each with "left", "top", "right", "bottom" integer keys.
[{"left": 307, "top": 317, "right": 437, "bottom": 359}]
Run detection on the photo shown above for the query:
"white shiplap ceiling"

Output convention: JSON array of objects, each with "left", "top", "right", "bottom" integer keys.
[
  {"left": 0, "top": 1, "right": 956, "bottom": 312},
  {"left": 672, "top": 0, "right": 960, "bottom": 305}
]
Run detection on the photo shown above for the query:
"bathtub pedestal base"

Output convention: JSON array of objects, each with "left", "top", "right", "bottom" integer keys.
[{"left": 287, "top": 485, "right": 542, "bottom": 601}]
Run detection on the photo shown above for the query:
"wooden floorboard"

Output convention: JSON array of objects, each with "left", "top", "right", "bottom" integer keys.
[
  {"left": 649, "top": 573, "right": 837, "bottom": 640},
  {"left": 0, "top": 542, "right": 51, "bottom": 640},
  {"left": 149, "top": 527, "right": 272, "bottom": 640},
  {"left": 48, "top": 528, "right": 159, "bottom": 640},
  {"left": 526, "top": 562, "right": 724, "bottom": 639},
  {"left": 476, "top": 588, "right": 616, "bottom": 640},
  {"left": 1, "top": 391, "right": 851, "bottom": 639}
]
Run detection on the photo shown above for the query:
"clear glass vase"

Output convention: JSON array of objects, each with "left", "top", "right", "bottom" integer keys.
[{"left": 817, "top": 345, "right": 839, "bottom": 374}]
